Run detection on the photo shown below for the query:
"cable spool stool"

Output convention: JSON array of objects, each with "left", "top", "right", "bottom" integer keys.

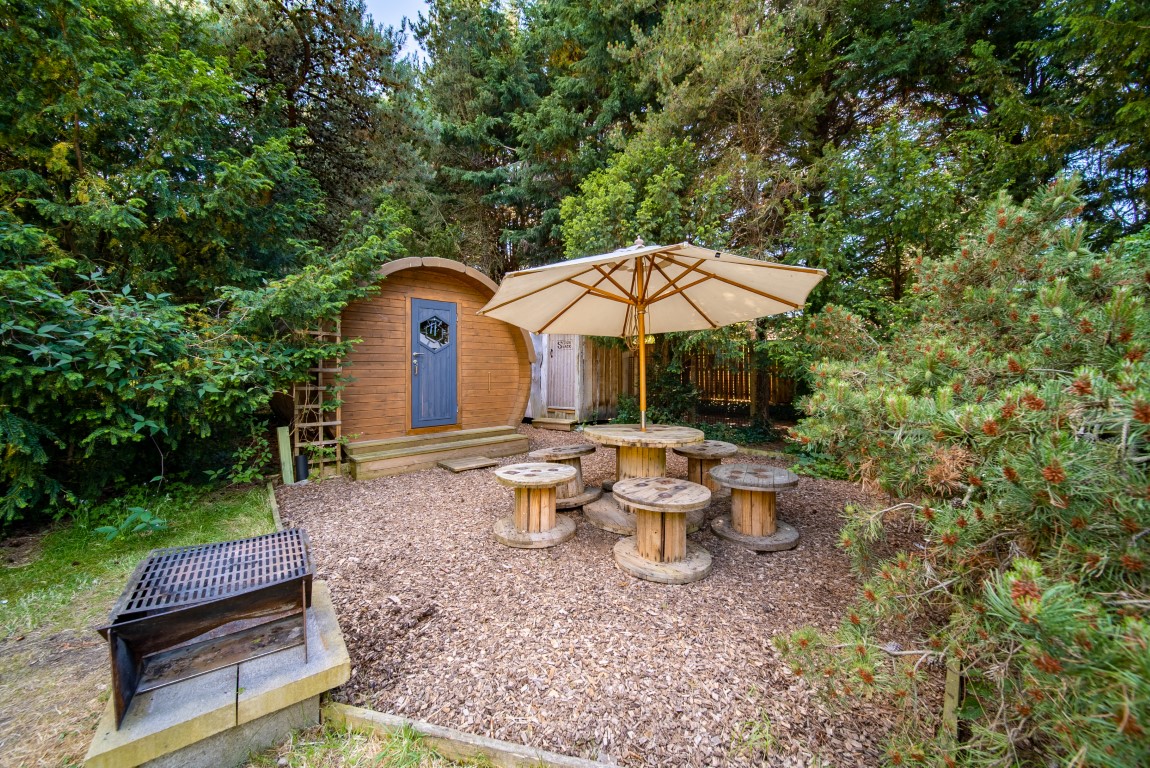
[
  {"left": 708, "top": 465, "right": 800, "bottom": 551},
  {"left": 611, "top": 477, "right": 712, "bottom": 584},
  {"left": 492, "top": 463, "right": 578, "bottom": 548},
  {"left": 673, "top": 440, "right": 738, "bottom": 496},
  {"left": 526, "top": 444, "right": 602, "bottom": 509}
]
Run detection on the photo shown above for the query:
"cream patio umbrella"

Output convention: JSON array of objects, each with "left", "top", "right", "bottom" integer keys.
[{"left": 477, "top": 239, "right": 826, "bottom": 430}]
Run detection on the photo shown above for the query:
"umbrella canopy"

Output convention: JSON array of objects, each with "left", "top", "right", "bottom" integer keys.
[{"left": 477, "top": 239, "right": 826, "bottom": 428}]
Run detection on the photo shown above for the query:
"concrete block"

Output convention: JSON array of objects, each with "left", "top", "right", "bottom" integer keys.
[
  {"left": 142, "top": 697, "right": 319, "bottom": 768},
  {"left": 84, "top": 667, "right": 236, "bottom": 768}
]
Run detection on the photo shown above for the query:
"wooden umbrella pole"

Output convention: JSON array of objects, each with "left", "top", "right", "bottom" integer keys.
[
  {"left": 637, "top": 257, "right": 647, "bottom": 431},
  {"left": 638, "top": 307, "right": 647, "bottom": 431}
]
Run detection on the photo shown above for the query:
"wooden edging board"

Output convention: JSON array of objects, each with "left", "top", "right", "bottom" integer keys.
[
  {"left": 323, "top": 703, "right": 612, "bottom": 768},
  {"left": 266, "top": 482, "right": 284, "bottom": 532}
]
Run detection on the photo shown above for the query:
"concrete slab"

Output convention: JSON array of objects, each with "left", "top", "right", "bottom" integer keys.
[{"left": 143, "top": 697, "right": 318, "bottom": 768}]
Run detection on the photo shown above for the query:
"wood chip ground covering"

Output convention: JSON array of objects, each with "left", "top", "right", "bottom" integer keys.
[{"left": 277, "top": 425, "right": 898, "bottom": 767}]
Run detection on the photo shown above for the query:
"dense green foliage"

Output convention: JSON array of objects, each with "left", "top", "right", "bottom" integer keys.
[
  {"left": 0, "top": 0, "right": 407, "bottom": 523},
  {"left": 213, "top": 0, "right": 423, "bottom": 236},
  {"left": 382, "top": 0, "right": 1150, "bottom": 425},
  {"left": 783, "top": 179, "right": 1149, "bottom": 765}
]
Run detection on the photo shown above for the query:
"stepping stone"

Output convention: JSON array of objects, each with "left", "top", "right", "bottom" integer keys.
[{"left": 437, "top": 456, "right": 499, "bottom": 473}]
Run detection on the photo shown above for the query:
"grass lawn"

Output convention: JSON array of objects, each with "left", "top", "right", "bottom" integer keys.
[
  {"left": 0, "top": 483, "right": 475, "bottom": 768},
  {"left": 0, "top": 484, "right": 276, "bottom": 638},
  {"left": 247, "top": 723, "right": 489, "bottom": 768}
]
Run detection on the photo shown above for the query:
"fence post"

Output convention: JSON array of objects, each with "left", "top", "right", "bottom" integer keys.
[{"left": 277, "top": 426, "right": 294, "bottom": 485}]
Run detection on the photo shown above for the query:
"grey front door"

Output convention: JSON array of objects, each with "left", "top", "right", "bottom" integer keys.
[{"left": 411, "top": 299, "right": 458, "bottom": 428}]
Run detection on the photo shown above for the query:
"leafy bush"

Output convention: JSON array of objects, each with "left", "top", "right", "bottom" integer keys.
[
  {"left": 782, "top": 442, "right": 849, "bottom": 480},
  {"left": 0, "top": 0, "right": 409, "bottom": 526},
  {"left": 780, "top": 178, "right": 1149, "bottom": 766},
  {"left": 691, "top": 420, "right": 777, "bottom": 446},
  {"left": 94, "top": 507, "right": 168, "bottom": 541},
  {"left": 204, "top": 428, "right": 275, "bottom": 486},
  {"left": 612, "top": 356, "right": 701, "bottom": 425}
]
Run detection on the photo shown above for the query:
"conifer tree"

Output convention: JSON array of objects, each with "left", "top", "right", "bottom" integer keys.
[{"left": 782, "top": 178, "right": 1149, "bottom": 766}]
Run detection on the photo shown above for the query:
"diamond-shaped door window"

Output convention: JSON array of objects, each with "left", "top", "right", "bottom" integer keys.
[{"left": 419, "top": 315, "right": 450, "bottom": 352}]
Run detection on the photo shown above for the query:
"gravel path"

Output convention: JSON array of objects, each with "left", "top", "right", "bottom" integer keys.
[{"left": 276, "top": 425, "right": 895, "bottom": 767}]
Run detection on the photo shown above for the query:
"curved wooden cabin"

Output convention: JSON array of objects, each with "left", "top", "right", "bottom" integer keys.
[{"left": 339, "top": 257, "right": 533, "bottom": 479}]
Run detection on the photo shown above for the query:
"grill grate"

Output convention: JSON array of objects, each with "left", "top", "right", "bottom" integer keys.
[
  {"left": 112, "top": 529, "right": 312, "bottom": 620},
  {"left": 102, "top": 528, "right": 314, "bottom": 728}
]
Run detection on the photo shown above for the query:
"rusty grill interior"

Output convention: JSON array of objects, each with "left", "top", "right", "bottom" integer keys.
[
  {"left": 112, "top": 530, "right": 312, "bottom": 619},
  {"left": 100, "top": 529, "right": 314, "bottom": 728}
]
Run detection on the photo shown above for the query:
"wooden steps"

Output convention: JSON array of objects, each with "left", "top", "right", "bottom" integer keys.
[
  {"left": 530, "top": 417, "right": 576, "bottom": 431},
  {"left": 346, "top": 426, "right": 517, "bottom": 455},
  {"left": 347, "top": 426, "right": 527, "bottom": 480}
]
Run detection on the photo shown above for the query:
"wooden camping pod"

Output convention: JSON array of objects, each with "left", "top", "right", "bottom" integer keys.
[{"left": 332, "top": 258, "right": 535, "bottom": 479}]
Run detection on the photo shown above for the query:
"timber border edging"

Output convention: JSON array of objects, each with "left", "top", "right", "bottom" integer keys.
[
  {"left": 323, "top": 702, "right": 614, "bottom": 767},
  {"left": 267, "top": 481, "right": 285, "bottom": 532}
]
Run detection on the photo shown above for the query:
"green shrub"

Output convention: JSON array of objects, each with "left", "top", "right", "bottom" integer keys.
[
  {"left": 0, "top": 0, "right": 410, "bottom": 527},
  {"left": 781, "top": 178, "right": 1149, "bottom": 766}
]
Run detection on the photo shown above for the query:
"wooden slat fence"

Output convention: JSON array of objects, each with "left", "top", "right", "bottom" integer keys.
[
  {"left": 627, "top": 346, "right": 796, "bottom": 412},
  {"left": 583, "top": 339, "right": 626, "bottom": 421},
  {"left": 685, "top": 349, "right": 795, "bottom": 407}
]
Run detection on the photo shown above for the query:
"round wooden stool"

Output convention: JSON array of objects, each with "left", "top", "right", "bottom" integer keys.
[
  {"left": 492, "top": 463, "right": 578, "bottom": 548},
  {"left": 527, "top": 444, "right": 602, "bottom": 509},
  {"left": 611, "top": 477, "right": 712, "bottom": 584},
  {"left": 708, "top": 465, "right": 800, "bottom": 551},
  {"left": 673, "top": 440, "right": 738, "bottom": 494}
]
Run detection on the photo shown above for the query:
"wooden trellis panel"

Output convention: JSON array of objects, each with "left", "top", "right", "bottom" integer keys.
[{"left": 291, "top": 322, "right": 343, "bottom": 477}]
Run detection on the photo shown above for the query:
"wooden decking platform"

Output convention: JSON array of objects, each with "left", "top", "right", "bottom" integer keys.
[{"left": 347, "top": 426, "right": 528, "bottom": 480}]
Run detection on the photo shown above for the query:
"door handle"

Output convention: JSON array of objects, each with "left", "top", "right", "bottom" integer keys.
[{"left": 412, "top": 351, "right": 423, "bottom": 375}]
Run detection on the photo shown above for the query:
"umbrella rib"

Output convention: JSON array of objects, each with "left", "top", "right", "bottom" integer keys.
[
  {"left": 537, "top": 288, "right": 594, "bottom": 333},
  {"left": 642, "top": 255, "right": 656, "bottom": 305},
  {"left": 649, "top": 274, "right": 712, "bottom": 299},
  {"left": 663, "top": 255, "right": 802, "bottom": 309},
  {"left": 591, "top": 263, "right": 636, "bottom": 302},
  {"left": 537, "top": 266, "right": 623, "bottom": 333},
  {"left": 566, "top": 278, "right": 635, "bottom": 304},
  {"left": 648, "top": 259, "right": 718, "bottom": 328},
  {"left": 477, "top": 264, "right": 603, "bottom": 315},
  {"left": 645, "top": 257, "right": 708, "bottom": 303}
]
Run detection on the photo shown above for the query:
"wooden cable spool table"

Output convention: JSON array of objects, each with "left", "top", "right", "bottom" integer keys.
[
  {"left": 526, "top": 444, "right": 602, "bottom": 509},
  {"left": 708, "top": 464, "right": 801, "bottom": 551},
  {"left": 672, "top": 440, "right": 738, "bottom": 494},
  {"left": 611, "top": 477, "right": 712, "bottom": 584},
  {"left": 492, "top": 462, "right": 578, "bottom": 548},
  {"left": 581, "top": 424, "right": 705, "bottom": 535}
]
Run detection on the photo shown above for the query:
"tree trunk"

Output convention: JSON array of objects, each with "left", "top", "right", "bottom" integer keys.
[{"left": 751, "top": 323, "right": 772, "bottom": 427}]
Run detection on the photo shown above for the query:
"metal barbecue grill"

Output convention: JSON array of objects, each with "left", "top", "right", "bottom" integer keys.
[{"left": 99, "top": 529, "right": 314, "bottom": 727}]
